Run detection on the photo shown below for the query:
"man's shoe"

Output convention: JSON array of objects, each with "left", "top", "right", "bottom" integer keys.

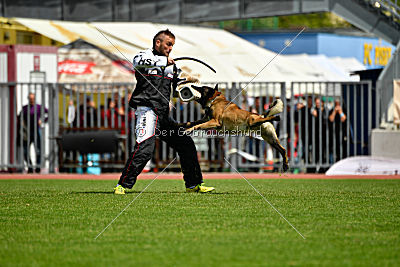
[
  {"left": 186, "top": 184, "right": 215, "bottom": 193},
  {"left": 114, "top": 185, "right": 126, "bottom": 195}
]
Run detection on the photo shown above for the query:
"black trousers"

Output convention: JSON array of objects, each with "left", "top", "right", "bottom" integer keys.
[
  {"left": 23, "top": 131, "right": 42, "bottom": 170},
  {"left": 118, "top": 107, "right": 203, "bottom": 189}
]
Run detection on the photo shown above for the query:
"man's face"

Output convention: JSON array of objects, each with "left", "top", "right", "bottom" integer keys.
[
  {"left": 155, "top": 34, "right": 175, "bottom": 57},
  {"left": 307, "top": 96, "right": 313, "bottom": 107},
  {"left": 28, "top": 93, "right": 35, "bottom": 105},
  {"left": 315, "top": 98, "right": 321, "bottom": 109}
]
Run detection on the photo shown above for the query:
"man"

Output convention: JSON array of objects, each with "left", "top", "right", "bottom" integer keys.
[
  {"left": 75, "top": 96, "right": 97, "bottom": 128},
  {"left": 328, "top": 98, "right": 348, "bottom": 163},
  {"left": 294, "top": 96, "right": 313, "bottom": 166},
  {"left": 18, "top": 92, "right": 48, "bottom": 173},
  {"left": 310, "top": 97, "right": 328, "bottom": 171},
  {"left": 114, "top": 29, "right": 215, "bottom": 194}
]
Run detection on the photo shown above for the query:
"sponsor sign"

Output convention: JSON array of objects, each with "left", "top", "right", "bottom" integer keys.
[{"left": 58, "top": 60, "right": 96, "bottom": 75}]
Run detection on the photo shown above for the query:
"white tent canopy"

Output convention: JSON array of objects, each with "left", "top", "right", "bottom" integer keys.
[
  {"left": 286, "top": 54, "right": 365, "bottom": 82},
  {"left": 14, "top": 18, "right": 365, "bottom": 90}
]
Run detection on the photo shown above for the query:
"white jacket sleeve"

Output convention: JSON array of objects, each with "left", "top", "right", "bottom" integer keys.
[{"left": 132, "top": 49, "right": 167, "bottom": 69}]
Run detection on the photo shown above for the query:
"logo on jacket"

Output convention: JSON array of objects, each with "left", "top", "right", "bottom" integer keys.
[
  {"left": 138, "top": 59, "right": 152, "bottom": 65},
  {"left": 137, "top": 127, "right": 146, "bottom": 137}
]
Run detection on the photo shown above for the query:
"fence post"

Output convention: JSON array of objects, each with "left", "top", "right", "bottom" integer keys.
[
  {"left": 367, "top": 81, "right": 372, "bottom": 155},
  {"left": 289, "top": 82, "right": 296, "bottom": 169},
  {"left": 48, "top": 83, "right": 54, "bottom": 173},
  {"left": 8, "top": 83, "right": 16, "bottom": 171},
  {"left": 230, "top": 82, "right": 238, "bottom": 171},
  {"left": 48, "top": 83, "right": 59, "bottom": 173},
  {"left": 280, "top": 82, "right": 287, "bottom": 152}
]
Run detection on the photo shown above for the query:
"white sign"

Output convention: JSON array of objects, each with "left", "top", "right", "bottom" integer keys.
[{"left": 326, "top": 156, "right": 400, "bottom": 175}]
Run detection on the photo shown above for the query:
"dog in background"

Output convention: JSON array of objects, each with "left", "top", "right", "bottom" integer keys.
[{"left": 176, "top": 83, "right": 288, "bottom": 172}]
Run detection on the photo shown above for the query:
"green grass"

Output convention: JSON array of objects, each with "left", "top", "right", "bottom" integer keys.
[{"left": 0, "top": 178, "right": 399, "bottom": 266}]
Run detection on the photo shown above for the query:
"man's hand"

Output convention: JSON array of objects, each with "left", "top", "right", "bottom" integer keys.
[
  {"left": 335, "top": 105, "right": 343, "bottom": 114},
  {"left": 167, "top": 57, "right": 175, "bottom": 66},
  {"left": 296, "top": 102, "right": 305, "bottom": 110},
  {"left": 311, "top": 109, "right": 318, "bottom": 117}
]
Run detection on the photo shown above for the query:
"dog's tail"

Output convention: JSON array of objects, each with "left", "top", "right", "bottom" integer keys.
[{"left": 263, "top": 99, "right": 283, "bottom": 117}]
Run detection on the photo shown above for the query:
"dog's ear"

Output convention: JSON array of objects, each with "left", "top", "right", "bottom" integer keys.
[{"left": 214, "top": 84, "right": 219, "bottom": 91}]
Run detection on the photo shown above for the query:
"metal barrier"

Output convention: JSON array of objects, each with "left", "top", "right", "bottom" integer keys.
[
  {"left": 287, "top": 81, "right": 378, "bottom": 172},
  {"left": 0, "top": 83, "right": 58, "bottom": 172},
  {"left": 0, "top": 81, "right": 380, "bottom": 173},
  {"left": 0, "top": 82, "right": 135, "bottom": 173},
  {"left": 228, "top": 81, "right": 378, "bottom": 172},
  {"left": 55, "top": 83, "right": 135, "bottom": 172}
]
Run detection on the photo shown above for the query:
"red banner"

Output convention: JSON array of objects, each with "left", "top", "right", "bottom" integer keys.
[{"left": 58, "top": 60, "right": 96, "bottom": 75}]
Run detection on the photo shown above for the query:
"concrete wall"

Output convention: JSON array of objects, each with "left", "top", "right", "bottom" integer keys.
[{"left": 371, "top": 129, "right": 400, "bottom": 159}]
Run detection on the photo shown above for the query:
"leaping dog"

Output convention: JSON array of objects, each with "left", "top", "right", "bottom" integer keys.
[{"left": 176, "top": 83, "right": 289, "bottom": 172}]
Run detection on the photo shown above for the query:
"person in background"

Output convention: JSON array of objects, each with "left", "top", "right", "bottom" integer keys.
[
  {"left": 294, "top": 96, "right": 313, "bottom": 168},
  {"left": 311, "top": 97, "right": 328, "bottom": 171},
  {"left": 74, "top": 96, "right": 97, "bottom": 128},
  {"left": 328, "top": 98, "right": 348, "bottom": 163},
  {"left": 18, "top": 92, "right": 48, "bottom": 173}
]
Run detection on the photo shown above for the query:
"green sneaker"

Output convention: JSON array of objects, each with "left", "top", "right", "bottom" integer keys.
[
  {"left": 114, "top": 185, "right": 126, "bottom": 195},
  {"left": 186, "top": 184, "right": 215, "bottom": 193}
]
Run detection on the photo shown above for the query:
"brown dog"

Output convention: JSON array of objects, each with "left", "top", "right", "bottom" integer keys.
[{"left": 177, "top": 84, "right": 289, "bottom": 172}]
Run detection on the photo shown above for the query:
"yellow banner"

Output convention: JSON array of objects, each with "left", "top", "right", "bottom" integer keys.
[{"left": 364, "top": 43, "right": 392, "bottom": 66}]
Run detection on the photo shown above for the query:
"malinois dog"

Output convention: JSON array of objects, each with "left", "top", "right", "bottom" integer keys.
[{"left": 176, "top": 84, "right": 289, "bottom": 172}]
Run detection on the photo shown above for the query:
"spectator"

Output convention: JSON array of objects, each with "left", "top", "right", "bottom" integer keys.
[
  {"left": 294, "top": 95, "right": 313, "bottom": 166},
  {"left": 17, "top": 92, "right": 48, "bottom": 173},
  {"left": 104, "top": 98, "right": 119, "bottom": 128},
  {"left": 328, "top": 98, "right": 348, "bottom": 163},
  {"left": 99, "top": 91, "right": 135, "bottom": 170},
  {"left": 310, "top": 97, "right": 328, "bottom": 170},
  {"left": 74, "top": 96, "right": 97, "bottom": 128}
]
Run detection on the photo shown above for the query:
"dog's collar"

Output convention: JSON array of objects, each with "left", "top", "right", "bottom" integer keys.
[
  {"left": 204, "top": 95, "right": 219, "bottom": 108},
  {"left": 203, "top": 91, "right": 221, "bottom": 108}
]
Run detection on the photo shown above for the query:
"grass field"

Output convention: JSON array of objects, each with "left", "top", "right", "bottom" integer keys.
[{"left": 1, "top": 178, "right": 399, "bottom": 266}]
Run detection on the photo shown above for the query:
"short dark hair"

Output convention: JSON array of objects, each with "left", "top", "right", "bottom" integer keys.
[{"left": 153, "top": 29, "right": 175, "bottom": 48}]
